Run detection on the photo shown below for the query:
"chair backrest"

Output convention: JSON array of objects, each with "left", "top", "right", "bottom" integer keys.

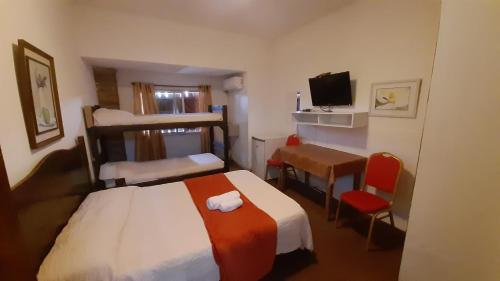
[
  {"left": 364, "top": 152, "right": 402, "bottom": 194},
  {"left": 286, "top": 134, "right": 301, "bottom": 146}
]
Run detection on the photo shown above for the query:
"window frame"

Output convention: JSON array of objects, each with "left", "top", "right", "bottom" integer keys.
[{"left": 154, "top": 86, "right": 201, "bottom": 135}]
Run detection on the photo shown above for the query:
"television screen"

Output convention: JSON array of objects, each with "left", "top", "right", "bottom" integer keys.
[{"left": 309, "top": 71, "right": 352, "bottom": 106}]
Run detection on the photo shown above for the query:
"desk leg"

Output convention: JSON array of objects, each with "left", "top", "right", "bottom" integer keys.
[
  {"left": 280, "top": 166, "right": 286, "bottom": 190},
  {"left": 325, "top": 177, "right": 336, "bottom": 221},
  {"left": 305, "top": 172, "right": 310, "bottom": 188}
]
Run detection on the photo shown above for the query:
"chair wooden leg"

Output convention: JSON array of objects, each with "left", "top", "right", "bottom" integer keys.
[
  {"left": 335, "top": 200, "right": 342, "bottom": 228},
  {"left": 366, "top": 213, "right": 378, "bottom": 251},
  {"left": 388, "top": 211, "right": 395, "bottom": 227}
]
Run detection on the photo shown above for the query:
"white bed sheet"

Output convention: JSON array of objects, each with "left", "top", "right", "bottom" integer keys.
[
  {"left": 99, "top": 153, "right": 224, "bottom": 184},
  {"left": 93, "top": 108, "right": 222, "bottom": 127},
  {"left": 38, "top": 170, "right": 313, "bottom": 281}
]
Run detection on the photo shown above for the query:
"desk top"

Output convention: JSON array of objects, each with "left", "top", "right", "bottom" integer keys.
[{"left": 273, "top": 143, "right": 366, "bottom": 179}]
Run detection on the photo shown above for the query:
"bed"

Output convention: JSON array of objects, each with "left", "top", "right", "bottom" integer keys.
[
  {"left": 0, "top": 137, "right": 313, "bottom": 281},
  {"left": 99, "top": 153, "right": 225, "bottom": 185},
  {"left": 83, "top": 105, "right": 230, "bottom": 187},
  {"left": 38, "top": 170, "right": 313, "bottom": 281}
]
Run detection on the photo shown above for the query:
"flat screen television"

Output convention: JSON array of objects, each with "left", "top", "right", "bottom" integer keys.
[{"left": 309, "top": 71, "right": 352, "bottom": 106}]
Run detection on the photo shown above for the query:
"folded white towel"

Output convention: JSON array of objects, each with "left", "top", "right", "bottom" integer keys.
[
  {"left": 218, "top": 198, "right": 243, "bottom": 212},
  {"left": 206, "top": 191, "right": 240, "bottom": 210}
]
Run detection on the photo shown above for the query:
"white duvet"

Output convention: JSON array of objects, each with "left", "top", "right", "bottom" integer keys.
[{"left": 38, "top": 170, "right": 313, "bottom": 281}]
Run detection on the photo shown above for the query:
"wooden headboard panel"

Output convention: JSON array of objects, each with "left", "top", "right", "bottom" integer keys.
[{"left": 0, "top": 137, "right": 92, "bottom": 280}]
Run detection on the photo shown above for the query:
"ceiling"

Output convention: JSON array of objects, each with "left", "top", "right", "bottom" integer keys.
[
  {"left": 74, "top": 0, "right": 354, "bottom": 39},
  {"left": 84, "top": 57, "right": 241, "bottom": 76}
]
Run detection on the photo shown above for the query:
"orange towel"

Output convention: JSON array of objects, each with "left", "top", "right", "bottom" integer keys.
[{"left": 184, "top": 174, "right": 277, "bottom": 281}]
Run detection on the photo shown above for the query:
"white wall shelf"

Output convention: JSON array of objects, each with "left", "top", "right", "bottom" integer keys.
[{"left": 292, "top": 110, "right": 368, "bottom": 128}]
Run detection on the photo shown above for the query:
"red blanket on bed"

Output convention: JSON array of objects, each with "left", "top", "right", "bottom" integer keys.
[{"left": 184, "top": 173, "right": 277, "bottom": 281}]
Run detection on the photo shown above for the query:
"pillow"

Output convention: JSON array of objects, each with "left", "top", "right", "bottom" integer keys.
[
  {"left": 93, "top": 108, "right": 134, "bottom": 126},
  {"left": 99, "top": 162, "right": 117, "bottom": 180}
]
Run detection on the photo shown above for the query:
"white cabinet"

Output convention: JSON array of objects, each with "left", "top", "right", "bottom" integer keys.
[{"left": 251, "top": 135, "right": 286, "bottom": 179}]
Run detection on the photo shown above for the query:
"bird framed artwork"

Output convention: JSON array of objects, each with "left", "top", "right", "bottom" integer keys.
[
  {"left": 14, "top": 39, "right": 65, "bottom": 149},
  {"left": 369, "top": 79, "right": 421, "bottom": 118}
]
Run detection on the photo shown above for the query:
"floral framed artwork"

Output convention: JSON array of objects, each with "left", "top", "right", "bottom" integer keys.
[
  {"left": 15, "top": 39, "right": 64, "bottom": 149},
  {"left": 369, "top": 79, "right": 422, "bottom": 118}
]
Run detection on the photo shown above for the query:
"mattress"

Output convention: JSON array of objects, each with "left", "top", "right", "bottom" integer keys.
[
  {"left": 99, "top": 153, "right": 225, "bottom": 184},
  {"left": 93, "top": 108, "right": 222, "bottom": 127},
  {"left": 38, "top": 170, "right": 314, "bottom": 281}
]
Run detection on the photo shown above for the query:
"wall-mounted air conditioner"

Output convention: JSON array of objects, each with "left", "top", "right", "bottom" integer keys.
[{"left": 223, "top": 76, "right": 243, "bottom": 92}]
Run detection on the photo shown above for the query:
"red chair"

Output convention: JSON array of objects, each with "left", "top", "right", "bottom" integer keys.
[
  {"left": 335, "top": 152, "right": 403, "bottom": 250},
  {"left": 265, "top": 135, "right": 299, "bottom": 186}
]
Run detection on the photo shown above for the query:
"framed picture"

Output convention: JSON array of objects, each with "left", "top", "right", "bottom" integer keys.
[
  {"left": 15, "top": 39, "right": 64, "bottom": 149},
  {"left": 369, "top": 79, "right": 422, "bottom": 118}
]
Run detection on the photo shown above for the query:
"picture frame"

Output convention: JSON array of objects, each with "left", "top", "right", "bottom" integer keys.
[
  {"left": 369, "top": 79, "right": 422, "bottom": 118},
  {"left": 15, "top": 39, "right": 64, "bottom": 149}
]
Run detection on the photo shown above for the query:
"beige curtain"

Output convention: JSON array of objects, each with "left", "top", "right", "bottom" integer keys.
[
  {"left": 132, "top": 82, "right": 167, "bottom": 161},
  {"left": 198, "top": 85, "right": 212, "bottom": 153}
]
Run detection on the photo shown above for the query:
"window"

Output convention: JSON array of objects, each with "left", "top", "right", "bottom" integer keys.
[{"left": 155, "top": 87, "right": 200, "bottom": 134}]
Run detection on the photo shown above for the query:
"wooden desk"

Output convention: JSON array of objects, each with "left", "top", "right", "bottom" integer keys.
[{"left": 273, "top": 144, "right": 367, "bottom": 220}]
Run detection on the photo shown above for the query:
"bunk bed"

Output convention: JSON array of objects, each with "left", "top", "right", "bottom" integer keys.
[{"left": 83, "top": 105, "right": 230, "bottom": 187}]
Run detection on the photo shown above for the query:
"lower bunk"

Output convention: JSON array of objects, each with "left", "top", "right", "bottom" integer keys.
[{"left": 99, "top": 153, "right": 226, "bottom": 187}]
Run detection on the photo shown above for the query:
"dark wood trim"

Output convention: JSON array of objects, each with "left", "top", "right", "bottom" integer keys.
[
  {"left": 221, "top": 104, "right": 230, "bottom": 170},
  {"left": 15, "top": 39, "right": 64, "bottom": 149},
  {"left": 113, "top": 168, "right": 228, "bottom": 188},
  {"left": 208, "top": 105, "right": 215, "bottom": 154},
  {"left": 12, "top": 138, "right": 91, "bottom": 275},
  {"left": 0, "top": 148, "right": 32, "bottom": 281},
  {"left": 0, "top": 137, "right": 92, "bottom": 280},
  {"left": 85, "top": 130, "right": 102, "bottom": 188},
  {"left": 88, "top": 120, "right": 226, "bottom": 136},
  {"left": 77, "top": 137, "right": 93, "bottom": 190},
  {"left": 93, "top": 67, "right": 120, "bottom": 110},
  {"left": 12, "top": 137, "right": 91, "bottom": 205}
]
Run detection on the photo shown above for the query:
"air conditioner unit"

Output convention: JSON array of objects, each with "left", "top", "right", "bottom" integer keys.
[{"left": 223, "top": 76, "right": 243, "bottom": 92}]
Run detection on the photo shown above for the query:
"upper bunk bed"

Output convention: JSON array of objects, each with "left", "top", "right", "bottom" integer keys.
[
  {"left": 83, "top": 105, "right": 230, "bottom": 188},
  {"left": 83, "top": 105, "right": 226, "bottom": 135}
]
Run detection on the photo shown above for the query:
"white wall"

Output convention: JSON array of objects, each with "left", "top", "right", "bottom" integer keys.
[
  {"left": 0, "top": 0, "right": 97, "bottom": 185},
  {"left": 270, "top": 0, "right": 441, "bottom": 229},
  {"left": 114, "top": 68, "right": 228, "bottom": 160},
  {"left": 400, "top": 1, "right": 500, "bottom": 280},
  {"left": 72, "top": 5, "right": 275, "bottom": 168}
]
